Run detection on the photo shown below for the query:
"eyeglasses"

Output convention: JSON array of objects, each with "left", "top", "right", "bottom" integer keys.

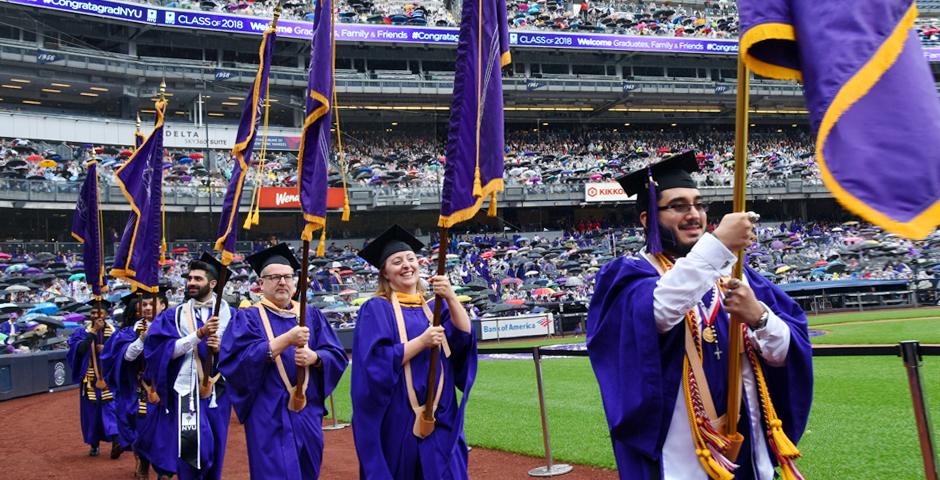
[
  {"left": 261, "top": 274, "right": 295, "bottom": 284},
  {"left": 659, "top": 203, "right": 709, "bottom": 214}
]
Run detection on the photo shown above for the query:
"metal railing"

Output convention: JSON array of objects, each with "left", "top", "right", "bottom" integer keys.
[
  {"left": 0, "top": 177, "right": 836, "bottom": 208},
  {"left": 469, "top": 341, "right": 940, "bottom": 478},
  {"left": 0, "top": 177, "right": 227, "bottom": 206}
]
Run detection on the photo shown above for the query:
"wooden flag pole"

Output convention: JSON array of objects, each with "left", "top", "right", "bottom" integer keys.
[
  {"left": 92, "top": 298, "right": 107, "bottom": 389},
  {"left": 722, "top": 55, "right": 750, "bottom": 461},
  {"left": 290, "top": 239, "right": 311, "bottom": 412},
  {"left": 418, "top": 226, "right": 449, "bottom": 437},
  {"left": 200, "top": 264, "right": 228, "bottom": 399}
]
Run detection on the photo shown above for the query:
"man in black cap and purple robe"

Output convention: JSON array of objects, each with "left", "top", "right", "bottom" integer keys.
[
  {"left": 66, "top": 298, "right": 120, "bottom": 458},
  {"left": 219, "top": 243, "right": 347, "bottom": 479},
  {"left": 586, "top": 152, "right": 813, "bottom": 480}
]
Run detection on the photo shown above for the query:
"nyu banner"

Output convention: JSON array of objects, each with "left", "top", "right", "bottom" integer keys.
[{"left": 11, "top": 0, "right": 940, "bottom": 60}]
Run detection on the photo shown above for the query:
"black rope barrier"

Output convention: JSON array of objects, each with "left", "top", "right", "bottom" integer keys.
[{"left": 476, "top": 343, "right": 940, "bottom": 358}]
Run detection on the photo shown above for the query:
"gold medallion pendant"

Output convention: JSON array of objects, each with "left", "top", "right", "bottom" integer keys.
[{"left": 702, "top": 325, "right": 717, "bottom": 344}]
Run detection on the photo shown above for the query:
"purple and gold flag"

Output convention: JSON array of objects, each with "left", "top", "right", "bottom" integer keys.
[
  {"left": 438, "top": 0, "right": 511, "bottom": 228},
  {"left": 214, "top": 24, "right": 277, "bottom": 264},
  {"left": 740, "top": 0, "right": 940, "bottom": 239},
  {"left": 71, "top": 159, "right": 107, "bottom": 298},
  {"left": 297, "top": 0, "right": 333, "bottom": 243},
  {"left": 110, "top": 100, "right": 166, "bottom": 293}
]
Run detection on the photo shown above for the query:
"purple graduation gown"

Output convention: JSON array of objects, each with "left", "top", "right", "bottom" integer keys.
[
  {"left": 137, "top": 306, "right": 216, "bottom": 479},
  {"left": 0, "top": 320, "right": 18, "bottom": 340},
  {"left": 66, "top": 325, "right": 119, "bottom": 447},
  {"left": 100, "top": 325, "right": 145, "bottom": 450},
  {"left": 586, "top": 257, "right": 813, "bottom": 479},
  {"left": 219, "top": 303, "right": 348, "bottom": 480},
  {"left": 205, "top": 304, "right": 236, "bottom": 480},
  {"left": 351, "top": 297, "right": 476, "bottom": 480}
]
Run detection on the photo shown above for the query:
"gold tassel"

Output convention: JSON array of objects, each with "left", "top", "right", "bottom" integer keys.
[
  {"left": 751, "top": 351, "right": 801, "bottom": 459},
  {"left": 243, "top": 197, "right": 259, "bottom": 230},
  {"left": 770, "top": 420, "right": 801, "bottom": 457},
  {"left": 330, "top": 26, "right": 350, "bottom": 224},
  {"left": 242, "top": 198, "right": 255, "bottom": 230},
  {"left": 487, "top": 191, "right": 497, "bottom": 216},
  {"left": 472, "top": 164, "right": 482, "bottom": 197},
  {"left": 244, "top": 80, "right": 272, "bottom": 232},
  {"left": 699, "top": 450, "right": 735, "bottom": 480},
  {"left": 747, "top": 346, "right": 804, "bottom": 477},
  {"left": 316, "top": 227, "right": 326, "bottom": 257},
  {"left": 301, "top": 223, "right": 314, "bottom": 242}
]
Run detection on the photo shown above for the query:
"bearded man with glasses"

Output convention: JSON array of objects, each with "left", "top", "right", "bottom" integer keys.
[
  {"left": 219, "top": 243, "right": 348, "bottom": 479},
  {"left": 138, "top": 254, "right": 234, "bottom": 480},
  {"left": 586, "top": 152, "right": 813, "bottom": 480}
]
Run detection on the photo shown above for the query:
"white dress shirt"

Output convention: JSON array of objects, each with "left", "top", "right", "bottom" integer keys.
[{"left": 651, "top": 233, "right": 791, "bottom": 480}]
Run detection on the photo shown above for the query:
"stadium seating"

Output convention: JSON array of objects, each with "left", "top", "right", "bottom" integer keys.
[
  {"left": 0, "top": 128, "right": 819, "bottom": 191},
  {"left": 128, "top": 0, "right": 940, "bottom": 42}
]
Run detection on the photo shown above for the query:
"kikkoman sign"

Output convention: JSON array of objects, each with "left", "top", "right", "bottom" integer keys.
[{"left": 584, "top": 182, "right": 634, "bottom": 203}]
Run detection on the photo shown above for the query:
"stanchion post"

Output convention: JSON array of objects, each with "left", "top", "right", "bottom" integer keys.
[
  {"left": 322, "top": 394, "right": 349, "bottom": 431},
  {"left": 528, "top": 347, "right": 572, "bottom": 477},
  {"left": 900, "top": 340, "right": 939, "bottom": 480}
]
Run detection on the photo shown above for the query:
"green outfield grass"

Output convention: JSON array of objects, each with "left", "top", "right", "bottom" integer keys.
[
  {"left": 327, "top": 307, "right": 940, "bottom": 478},
  {"left": 808, "top": 306, "right": 940, "bottom": 327},
  {"left": 478, "top": 335, "right": 586, "bottom": 349},
  {"left": 329, "top": 356, "right": 940, "bottom": 478},
  {"left": 812, "top": 317, "right": 940, "bottom": 344}
]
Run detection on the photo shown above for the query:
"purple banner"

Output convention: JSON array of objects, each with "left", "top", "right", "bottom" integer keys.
[{"left": 7, "top": 0, "right": 940, "bottom": 60}]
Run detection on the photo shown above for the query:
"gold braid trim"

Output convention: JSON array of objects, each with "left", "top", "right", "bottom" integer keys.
[{"left": 746, "top": 342, "right": 805, "bottom": 479}]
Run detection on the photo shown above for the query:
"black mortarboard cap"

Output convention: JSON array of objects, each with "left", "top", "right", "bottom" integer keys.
[
  {"left": 119, "top": 285, "right": 170, "bottom": 305},
  {"left": 358, "top": 225, "right": 425, "bottom": 269},
  {"left": 190, "top": 251, "right": 224, "bottom": 281},
  {"left": 246, "top": 243, "right": 301, "bottom": 276},
  {"left": 85, "top": 298, "right": 113, "bottom": 310},
  {"left": 120, "top": 292, "right": 137, "bottom": 306},
  {"left": 615, "top": 151, "right": 699, "bottom": 213},
  {"left": 615, "top": 151, "right": 699, "bottom": 255}
]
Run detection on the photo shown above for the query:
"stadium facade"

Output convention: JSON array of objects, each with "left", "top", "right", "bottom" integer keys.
[{"left": 0, "top": 0, "right": 937, "bottom": 241}]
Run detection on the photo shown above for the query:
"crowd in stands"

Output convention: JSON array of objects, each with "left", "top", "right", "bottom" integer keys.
[
  {"left": 0, "top": 138, "right": 229, "bottom": 196},
  {"left": 0, "top": 128, "right": 819, "bottom": 195},
  {"left": 2, "top": 218, "right": 939, "bottom": 353},
  {"left": 134, "top": 0, "right": 940, "bottom": 44}
]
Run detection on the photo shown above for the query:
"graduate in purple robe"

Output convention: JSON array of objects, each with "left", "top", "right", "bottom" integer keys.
[
  {"left": 219, "top": 243, "right": 348, "bottom": 480},
  {"left": 351, "top": 225, "right": 477, "bottom": 479},
  {"left": 587, "top": 153, "right": 813, "bottom": 480},
  {"left": 181, "top": 253, "right": 237, "bottom": 480},
  {"left": 100, "top": 293, "right": 160, "bottom": 478},
  {"left": 138, "top": 264, "right": 231, "bottom": 480},
  {"left": 66, "top": 299, "right": 120, "bottom": 458},
  {"left": 0, "top": 315, "right": 19, "bottom": 345}
]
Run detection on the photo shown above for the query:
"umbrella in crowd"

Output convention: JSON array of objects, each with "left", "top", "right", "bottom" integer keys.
[{"left": 0, "top": 218, "right": 937, "bottom": 354}]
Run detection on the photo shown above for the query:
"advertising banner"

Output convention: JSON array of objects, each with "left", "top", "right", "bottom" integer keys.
[
  {"left": 0, "top": 0, "right": 736, "bottom": 56},
  {"left": 257, "top": 186, "right": 345, "bottom": 209},
  {"left": 476, "top": 313, "right": 555, "bottom": 341},
  {"left": 584, "top": 182, "right": 633, "bottom": 203},
  {"left": 11, "top": 0, "right": 940, "bottom": 59}
]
